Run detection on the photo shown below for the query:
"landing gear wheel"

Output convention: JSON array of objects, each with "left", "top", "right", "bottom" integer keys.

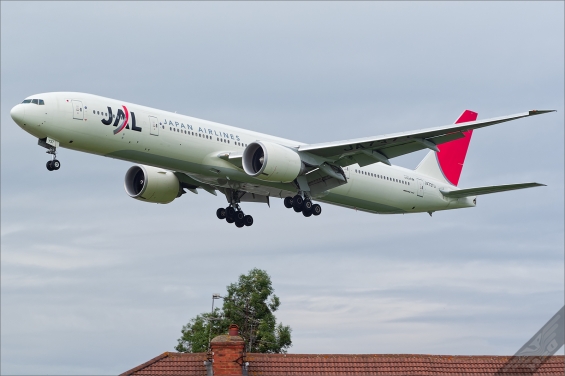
[
  {"left": 244, "top": 215, "right": 253, "bottom": 226},
  {"left": 302, "top": 209, "right": 312, "bottom": 217},
  {"left": 235, "top": 220, "right": 245, "bottom": 228},
  {"left": 303, "top": 199, "right": 313, "bottom": 211},
  {"left": 226, "top": 207, "right": 236, "bottom": 218},
  {"left": 216, "top": 208, "right": 226, "bottom": 220},
  {"left": 52, "top": 159, "right": 61, "bottom": 170},
  {"left": 236, "top": 211, "right": 245, "bottom": 221},
  {"left": 226, "top": 216, "right": 235, "bottom": 224},
  {"left": 312, "top": 204, "right": 322, "bottom": 216},
  {"left": 46, "top": 161, "right": 54, "bottom": 171},
  {"left": 292, "top": 195, "right": 304, "bottom": 210},
  {"left": 284, "top": 197, "right": 293, "bottom": 209}
]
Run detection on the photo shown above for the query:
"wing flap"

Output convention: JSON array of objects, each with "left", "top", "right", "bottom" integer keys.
[{"left": 440, "top": 182, "right": 545, "bottom": 198}]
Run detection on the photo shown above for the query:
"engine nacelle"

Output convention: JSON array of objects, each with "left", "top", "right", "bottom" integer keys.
[
  {"left": 124, "top": 165, "right": 180, "bottom": 204},
  {"left": 242, "top": 141, "right": 304, "bottom": 183}
]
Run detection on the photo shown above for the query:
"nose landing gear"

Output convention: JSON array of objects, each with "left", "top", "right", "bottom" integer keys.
[
  {"left": 46, "top": 159, "right": 61, "bottom": 171},
  {"left": 284, "top": 194, "right": 322, "bottom": 218},
  {"left": 39, "top": 138, "right": 61, "bottom": 171}
]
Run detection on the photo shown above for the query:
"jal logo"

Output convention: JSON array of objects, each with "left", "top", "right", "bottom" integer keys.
[{"left": 101, "top": 105, "right": 142, "bottom": 134}]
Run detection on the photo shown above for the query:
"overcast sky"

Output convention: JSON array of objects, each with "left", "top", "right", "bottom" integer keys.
[{"left": 1, "top": 2, "right": 563, "bottom": 375}]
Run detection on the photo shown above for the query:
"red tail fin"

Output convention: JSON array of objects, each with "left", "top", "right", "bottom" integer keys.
[
  {"left": 436, "top": 110, "right": 477, "bottom": 186},
  {"left": 415, "top": 110, "right": 477, "bottom": 186}
]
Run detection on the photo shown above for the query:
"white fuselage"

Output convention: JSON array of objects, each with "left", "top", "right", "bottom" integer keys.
[{"left": 11, "top": 92, "right": 475, "bottom": 214}]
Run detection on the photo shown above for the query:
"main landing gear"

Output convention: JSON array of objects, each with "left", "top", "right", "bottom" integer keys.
[
  {"left": 284, "top": 194, "right": 322, "bottom": 218},
  {"left": 216, "top": 205, "right": 254, "bottom": 228},
  {"left": 216, "top": 189, "right": 253, "bottom": 228}
]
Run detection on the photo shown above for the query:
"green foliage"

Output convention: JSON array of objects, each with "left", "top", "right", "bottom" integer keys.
[
  {"left": 175, "top": 308, "right": 225, "bottom": 353},
  {"left": 175, "top": 268, "right": 292, "bottom": 354}
]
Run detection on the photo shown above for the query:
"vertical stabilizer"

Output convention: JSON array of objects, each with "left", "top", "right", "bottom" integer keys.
[{"left": 415, "top": 110, "right": 477, "bottom": 186}]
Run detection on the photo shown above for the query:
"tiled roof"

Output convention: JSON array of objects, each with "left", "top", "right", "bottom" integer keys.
[
  {"left": 245, "top": 353, "right": 565, "bottom": 375},
  {"left": 120, "top": 352, "right": 207, "bottom": 376}
]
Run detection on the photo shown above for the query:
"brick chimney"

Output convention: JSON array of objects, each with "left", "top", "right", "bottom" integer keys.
[{"left": 210, "top": 324, "right": 245, "bottom": 376}]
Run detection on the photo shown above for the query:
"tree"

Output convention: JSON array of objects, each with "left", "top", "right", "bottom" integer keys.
[{"left": 175, "top": 268, "right": 292, "bottom": 354}]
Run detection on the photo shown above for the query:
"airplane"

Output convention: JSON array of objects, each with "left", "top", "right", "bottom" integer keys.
[{"left": 10, "top": 92, "right": 554, "bottom": 228}]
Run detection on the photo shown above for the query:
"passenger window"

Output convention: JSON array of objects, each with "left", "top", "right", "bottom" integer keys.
[
  {"left": 38, "top": 99, "right": 44, "bottom": 105},
  {"left": 22, "top": 99, "right": 32, "bottom": 103},
  {"left": 31, "top": 99, "right": 39, "bottom": 104}
]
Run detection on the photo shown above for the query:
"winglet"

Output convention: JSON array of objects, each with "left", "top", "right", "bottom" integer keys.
[{"left": 528, "top": 110, "right": 556, "bottom": 116}]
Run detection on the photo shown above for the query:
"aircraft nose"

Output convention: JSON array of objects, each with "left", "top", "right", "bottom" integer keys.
[{"left": 10, "top": 104, "right": 26, "bottom": 126}]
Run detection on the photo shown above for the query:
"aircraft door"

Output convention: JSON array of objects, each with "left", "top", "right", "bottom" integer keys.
[
  {"left": 416, "top": 178, "right": 424, "bottom": 197},
  {"left": 149, "top": 116, "right": 159, "bottom": 136},
  {"left": 72, "top": 100, "right": 84, "bottom": 120}
]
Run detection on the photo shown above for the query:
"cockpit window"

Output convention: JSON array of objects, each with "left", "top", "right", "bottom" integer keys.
[{"left": 21, "top": 98, "right": 44, "bottom": 104}]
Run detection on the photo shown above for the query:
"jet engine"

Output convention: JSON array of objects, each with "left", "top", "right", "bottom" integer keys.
[
  {"left": 242, "top": 141, "right": 305, "bottom": 183},
  {"left": 124, "top": 165, "right": 181, "bottom": 204}
]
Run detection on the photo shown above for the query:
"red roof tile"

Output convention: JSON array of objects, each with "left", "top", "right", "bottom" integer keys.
[
  {"left": 120, "top": 352, "right": 207, "bottom": 376},
  {"left": 121, "top": 352, "right": 564, "bottom": 376},
  {"left": 244, "top": 354, "right": 565, "bottom": 376}
]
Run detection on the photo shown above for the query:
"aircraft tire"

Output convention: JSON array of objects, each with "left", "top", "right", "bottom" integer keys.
[
  {"left": 292, "top": 195, "right": 303, "bottom": 210},
  {"left": 312, "top": 204, "right": 322, "bottom": 216},
  {"left": 302, "top": 209, "right": 312, "bottom": 217},
  {"left": 303, "top": 199, "right": 313, "bottom": 211},
  {"left": 235, "top": 220, "right": 245, "bottom": 228},
  {"left": 216, "top": 208, "right": 226, "bottom": 220},
  {"left": 226, "top": 207, "right": 236, "bottom": 218},
  {"left": 284, "top": 197, "right": 293, "bottom": 208},
  {"left": 226, "top": 216, "right": 235, "bottom": 224},
  {"left": 52, "top": 159, "right": 61, "bottom": 170},
  {"left": 244, "top": 215, "right": 253, "bottom": 226},
  {"left": 46, "top": 161, "right": 54, "bottom": 171},
  {"left": 236, "top": 211, "right": 245, "bottom": 221}
]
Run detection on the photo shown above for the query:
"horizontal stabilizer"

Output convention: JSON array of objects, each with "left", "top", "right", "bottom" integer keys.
[{"left": 440, "top": 182, "right": 545, "bottom": 198}]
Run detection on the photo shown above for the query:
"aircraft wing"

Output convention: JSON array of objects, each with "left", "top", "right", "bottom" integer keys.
[
  {"left": 298, "top": 110, "right": 554, "bottom": 167},
  {"left": 440, "top": 182, "right": 545, "bottom": 198}
]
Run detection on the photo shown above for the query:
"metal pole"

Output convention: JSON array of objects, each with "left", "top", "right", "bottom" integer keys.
[{"left": 208, "top": 294, "right": 222, "bottom": 351}]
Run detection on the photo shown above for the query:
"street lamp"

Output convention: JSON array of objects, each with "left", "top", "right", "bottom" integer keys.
[{"left": 208, "top": 294, "right": 223, "bottom": 351}]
